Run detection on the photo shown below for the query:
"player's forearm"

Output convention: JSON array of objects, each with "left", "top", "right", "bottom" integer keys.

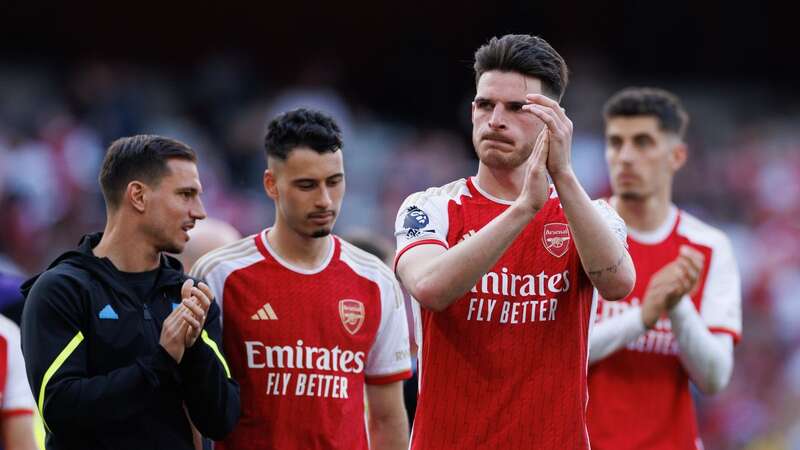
[
  {"left": 400, "top": 203, "right": 535, "bottom": 311},
  {"left": 551, "top": 170, "right": 634, "bottom": 300},
  {"left": 589, "top": 306, "right": 646, "bottom": 364},
  {"left": 368, "top": 414, "right": 410, "bottom": 450},
  {"left": 365, "top": 382, "right": 409, "bottom": 450},
  {"left": 669, "top": 298, "right": 734, "bottom": 394}
]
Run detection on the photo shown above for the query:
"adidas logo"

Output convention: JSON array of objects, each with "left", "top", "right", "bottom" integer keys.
[
  {"left": 251, "top": 303, "right": 278, "bottom": 321},
  {"left": 99, "top": 304, "right": 118, "bottom": 320}
]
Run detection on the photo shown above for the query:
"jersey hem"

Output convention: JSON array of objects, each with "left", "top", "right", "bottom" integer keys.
[{"left": 365, "top": 369, "right": 413, "bottom": 385}]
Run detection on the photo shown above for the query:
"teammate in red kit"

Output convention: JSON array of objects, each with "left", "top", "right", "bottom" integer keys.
[
  {"left": 0, "top": 314, "right": 38, "bottom": 450},
  {"left": 587, "top": 88, "right": 742, "bottom": 450},
  {"left": 393, "top": 34, "right": 635, "bottom": 449},
  {"left": 191, "top": 109, "right": 412, "bottom": 450}
]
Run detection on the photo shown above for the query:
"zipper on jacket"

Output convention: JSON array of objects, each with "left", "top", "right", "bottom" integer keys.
[{"left": 142, "top": 301, "right": 160, "bottom": 350}]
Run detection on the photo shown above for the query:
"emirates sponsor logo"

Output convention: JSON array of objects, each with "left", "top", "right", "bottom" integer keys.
[
  {"left": 466, "top": 268, "right": 571, "bottom": 325},
  {"left": 246, "top": 340, "right": 366, "bottom": 399},
  {"left": 470, "top": 267, "right": 571, "bottom": 297},
  {"left": 245, "top": 340, "right": 366, "bottom": 373},
  {"left": 542, "top": 223, "right": 570, "bottom": 257},
  {"left": 339, "top": 299, "right": 365, "bottom": 335}
]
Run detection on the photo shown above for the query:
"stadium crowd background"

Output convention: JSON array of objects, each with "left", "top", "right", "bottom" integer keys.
[{"left": 1, "top": 3, "right": 798, "bottom": 449}]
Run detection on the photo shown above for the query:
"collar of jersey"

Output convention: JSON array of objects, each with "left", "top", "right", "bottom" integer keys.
[
  {"left": 626, "top": 205, "right": 679, "bottom": 245},
  {"left": 260, "top": 229, "right": 335, "bottom": 275},
  {"left": 470, "top": 177, "right": 515, "bottom": 205}
]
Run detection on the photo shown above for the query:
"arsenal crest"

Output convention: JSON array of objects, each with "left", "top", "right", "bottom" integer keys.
[
  {"left": 339, "top": 299, "right": 365, "bottom": 335},
  {"left": 542, "top": 223, "right": 571, "bottom": 257}
]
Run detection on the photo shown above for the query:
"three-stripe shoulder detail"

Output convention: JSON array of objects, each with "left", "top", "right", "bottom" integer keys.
[
  {"left": 339, "top": 241, "right": 403, "bottom": 307},
  {"left": 190, "top": 235, "right": 260, "bottom": 279}
]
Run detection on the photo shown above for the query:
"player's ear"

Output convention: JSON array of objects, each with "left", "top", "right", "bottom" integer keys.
[
  {"left": 670, "top": 140, "right": 688, "bottom": 172},
  {"left": 127, "top": 181, "right": 147, "bottom": 213},
  {"left": 264, "top": 169, "right": 278, "bottom": 200}
]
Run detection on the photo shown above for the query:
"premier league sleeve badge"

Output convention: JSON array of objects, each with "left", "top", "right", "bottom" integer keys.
[{"left": 403, "top": 206, "right": 434, "bottom": 238}]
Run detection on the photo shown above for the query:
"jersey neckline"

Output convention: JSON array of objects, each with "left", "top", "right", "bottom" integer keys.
[
  {"left": 469, "top": 176, "right": 515, "bottom": 205},
  {"left": 626, "top": 205, "right": 680, "bottom": 245},
  {"left": 259, "top": 229, "right": 336, "bottom": 275}
]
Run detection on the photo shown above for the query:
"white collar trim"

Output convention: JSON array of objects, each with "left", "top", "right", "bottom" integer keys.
[
  {"left": 627, "top": 206, "right": 679, "bottom": 244},
  {"left": 260, "top": 229, "right": 334, "bottom": 275},
  {"left": 471, "top": 176, "right": 515, "bottom": 205}
]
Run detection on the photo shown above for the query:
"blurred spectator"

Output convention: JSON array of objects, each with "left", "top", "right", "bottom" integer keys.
[
  {"left": 174, "top": 217, "right": 243, "bottom": 273},
  {"left": 0, "top": 272, "right": 25, "bottom": 325}
]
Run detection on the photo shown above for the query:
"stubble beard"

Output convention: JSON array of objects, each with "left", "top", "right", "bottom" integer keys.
[
  {"left": 618, "top": 190, "right": 645, "bottom": 201},
  {"left": 157, "top": 234, "right": 185, "bottom": 255},
  {"left": 310, "top": 228, "right": 331, "bottom": 238},
  {"left": 145, "top": 222, "right": 185, "bottom": 255},
  {"left": 477, "top": 143, "right": 532, "bottom": 170}
]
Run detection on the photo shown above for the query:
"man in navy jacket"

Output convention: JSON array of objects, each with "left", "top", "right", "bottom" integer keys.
[{"left": 20, "top": 135, "right": 240, "bottom": 450}]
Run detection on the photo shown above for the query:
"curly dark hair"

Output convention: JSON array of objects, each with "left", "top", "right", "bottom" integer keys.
[{"left": 264, "top": 108, "right": 343, "bottom": 160}]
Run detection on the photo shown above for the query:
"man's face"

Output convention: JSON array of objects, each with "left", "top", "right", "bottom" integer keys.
[
  {"left": 471, "top": 70, "right": 546, "bottom": 169},
  {"left": 605, "top": 116, "right": 685, "bottom": 200},
  {"left": 143, "top": 159, "right": 207, "bottom": 254},
  {"left": 265, "top": 148, "right": 345, "bottom": 239}
]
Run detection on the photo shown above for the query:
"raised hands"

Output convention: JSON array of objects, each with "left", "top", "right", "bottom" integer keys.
[
  {"left": 159, "top": 279, "right": 213, "bottom": 363},
  {"left": 515, "top": 128, "right": 551, "bottom": 214},
  {"left": 641, "top": 246, "right": 705, "bottom": 329},
  {"left": 514, "top": 93, "right": 575, "bottom": 214},
  {"left": 523, "top": 94, "right": 574, "bottom": 178},
  {"left": 180, "top": 279, "right": 213, "bottom": 348}
]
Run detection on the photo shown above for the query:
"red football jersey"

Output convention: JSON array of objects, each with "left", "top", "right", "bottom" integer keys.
[
  {"left": 394, "top": 177, "right": 626, "bottom": 449},
  {"left": 0, "top": 314, "right": 35, "bottom": 422},
  {"left": 587, "top": 207, "right": 742, "bottom": 450},
  {"left": 191, "top": 231, "right": 412, "bottom": 450}
]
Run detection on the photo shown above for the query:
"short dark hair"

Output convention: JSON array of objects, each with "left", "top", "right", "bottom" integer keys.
[
  {"left": 474, "top": 34, "right": 569, "bottom": 101},
  {"left": 99, "top": 135, "right": 196, "bottom": 209},
  {"left": 603, "top": 87, "right": 690, "bottom": 138},
  {"left": 264, "top": 108, "right": 343, "bottom": 160}
]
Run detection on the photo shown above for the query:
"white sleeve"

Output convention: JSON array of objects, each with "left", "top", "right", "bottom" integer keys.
[
  {"left": 188, "top": 236, "right": 264, "bottom": 323},
  {"left": 1, "top": 319, "right": 35, "bottom": 413},
  {"left": 698, "top": 234, "right": 742, "bottom": 340},
  {"left": 589, "top": 306, "right": 646, "bottom": 364},
  {"left": 365, "top": 275, "right": 412, "bottom": 384},
  {"left": 670, "top": 297, "right": 734, "bottom": 394},
  {"left": 406, "top": 294, "right": 422, "bottom": 350},
  {"left": 591, "top": 199, "right": 628, "bottom": 246},
  {"left": 394, "top": 191, "right": 451, "bottom": 260}
]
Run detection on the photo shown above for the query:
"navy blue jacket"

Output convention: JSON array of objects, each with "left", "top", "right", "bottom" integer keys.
[{"left": 21, "top": 233, "right": 240, "bottom": 450}]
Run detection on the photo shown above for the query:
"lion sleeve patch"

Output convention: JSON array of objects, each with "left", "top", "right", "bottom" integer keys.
[
  {"left": 402, "top": 206, "right": 436, "bottom": 238},
  {"left": 394, "top": 193, "right": 451, "bottom": 251}
]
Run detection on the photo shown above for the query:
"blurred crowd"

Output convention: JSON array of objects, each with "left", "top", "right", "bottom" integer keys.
[{"left": 0, "top": 60, "right": 798, "bottom": 449}]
